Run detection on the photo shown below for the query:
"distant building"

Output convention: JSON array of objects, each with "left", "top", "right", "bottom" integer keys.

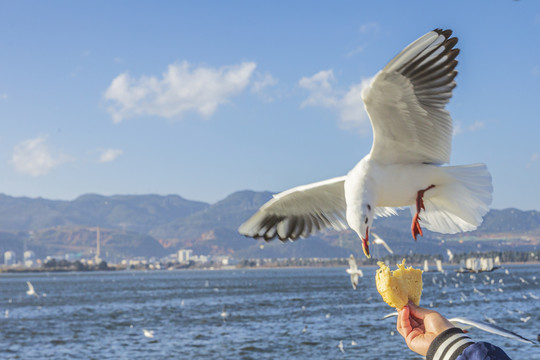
[
  {"left": 64, "top": 253, "right": 81, "bottom": 261},
  {"left": 24, "top": 250, "right": 36, "bottom": 267},
  {"left": 192, "top": 255, "right": 209, "bottom": 263},
  {"left": 178, "top": 249, "right": 193, "bottom": 263},
  {"left": 4, "top": 251, "right": 16, "bottom": 265}
]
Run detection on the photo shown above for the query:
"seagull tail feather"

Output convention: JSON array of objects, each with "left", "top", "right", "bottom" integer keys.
[{"left": 412, "top": 163, "right": 492, "bottom": 234}]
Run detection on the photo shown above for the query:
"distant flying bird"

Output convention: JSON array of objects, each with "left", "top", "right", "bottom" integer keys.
[
  {"left": 382, "top": 313, "right": 537, "bottom": 344},
  {"left": 346, "top": 254, "right": 364, "bottom": 289},
  {"left": 26, "top": 281, "right": 39, "bottom": 298},
  {"left": 450, "top": 317, "right": 536, "bottom": 345},
  {"left": 238, "top": 28, "right": 492, "bottom": 258},
  {"left": 338, "top": 340, "right": 345, "bottom": 353},
  {"left": 446, "top": 249, "right": 454, "bottom": 262},
  {"left": 142, "top": 329, "right": 154, "bottom": 338},
  {"left": 372, "top": 233, "right": 394, "bottom": 254}
]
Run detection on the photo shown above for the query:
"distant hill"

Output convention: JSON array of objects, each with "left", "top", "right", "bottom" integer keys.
[
  {"left": 0, "top": 193, "right": 208, "bottom": 233},
  {"left": 0, "top": 192, "right": 538, "bottom": 261}
]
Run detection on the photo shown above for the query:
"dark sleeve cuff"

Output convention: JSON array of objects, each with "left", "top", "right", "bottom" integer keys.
[{"left": 426, "top": 328, "right": 475, "bottom": 360}]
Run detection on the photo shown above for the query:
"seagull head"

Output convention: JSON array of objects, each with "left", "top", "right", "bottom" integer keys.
[{"left": 348, "top": 202, "right": 374, "bottom": 258}]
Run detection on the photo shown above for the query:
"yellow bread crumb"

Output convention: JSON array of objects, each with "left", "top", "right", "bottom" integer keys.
[{"left": 375, "top": 259, "right": 423, "bottom": 309}]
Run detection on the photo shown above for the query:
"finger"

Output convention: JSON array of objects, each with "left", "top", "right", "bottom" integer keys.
[
  {"left": 408, "top": 302, "right": 434, "bottom": 320},
  {"left": 397, "top": 306, "right": 412, "bottom": 338},
  {"left": 410, "top": 316, "right": 421, "bottom": 329},
  {"left": 406, "top": 327, "right": 426, "bottom": 349}
]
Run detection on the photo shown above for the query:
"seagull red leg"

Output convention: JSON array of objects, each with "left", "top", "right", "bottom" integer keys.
[{"left": 411, "top": 184, "right": 435, "bottom": 241}]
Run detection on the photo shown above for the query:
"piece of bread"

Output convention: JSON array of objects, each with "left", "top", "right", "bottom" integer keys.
[{"left": 375, "top": 259, "right": 423, "bottom": 309}]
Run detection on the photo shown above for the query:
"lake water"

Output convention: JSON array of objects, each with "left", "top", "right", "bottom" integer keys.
[{"left": 1, "top": 264, "right": 539, "bottom": 359}]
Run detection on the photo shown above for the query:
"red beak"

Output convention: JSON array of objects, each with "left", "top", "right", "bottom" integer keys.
[{"left": 361, "top": 227, "right": 370, "bottom": 258}]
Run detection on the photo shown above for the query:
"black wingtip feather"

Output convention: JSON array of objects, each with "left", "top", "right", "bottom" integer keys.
[{"left": 433, "top": 28, "right": 453, "bottom": 38}]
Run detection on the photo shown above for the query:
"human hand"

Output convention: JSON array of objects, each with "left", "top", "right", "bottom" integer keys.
[{"left": 396, "top": 302, "right": 455, "bottom": 356}]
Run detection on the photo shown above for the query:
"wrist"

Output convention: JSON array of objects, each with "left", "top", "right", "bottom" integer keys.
[{"left": 426, "top": 328, "right": 474, "bottom": 360}]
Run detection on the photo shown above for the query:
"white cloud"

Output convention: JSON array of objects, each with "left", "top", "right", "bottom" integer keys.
[
  {"left": 347, "top": 45, "right": 366, "bottom": 58},
  {"left": 359, "top": 22, "right": 380, "bottom": 34},
  {"left": 251, "top": 72, "right": 278, "bottom": 102},
  {"left": 98, "top": 148, "right": 123, "bottom": 163},
  {"left": 251, "top": 72, "right": 278, "bottom": 93},
  {"left": 11, "top": 136, "right": 69, "bottom": 176},
  {"left": 526, "top": 152, "right": 539, "bottom": 169},
  {"left": 104, "top": 61, "right": 257, "bottom": 122},
  {"left": 299, "top": 70, "right": 372, "bottom": 130},
  {"left": 453, "top": 120, "right": 486, "bottom": 136},
  {"left": 340, "top": 78, "right": 373, "bottom": 127},
  {"left": 299, "top": 70, "right": 338, "bottom": 108},
  {"left": 0, "top": 93, "right": 7, "bottom": 100}
]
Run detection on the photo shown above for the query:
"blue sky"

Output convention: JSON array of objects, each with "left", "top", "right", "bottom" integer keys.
[{"left": 0, "top": 1, "right": 539, "bottom": 210}]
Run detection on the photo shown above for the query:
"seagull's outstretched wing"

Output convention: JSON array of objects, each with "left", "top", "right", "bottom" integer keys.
[
  {"left": 372, "top": 233, "right": 394, "bottom": 254},
  {"left": 26, "top": 281, "right": 38, "bottom": 297},
  {"left": 381, "top": 312, "right": 399, "bottom": 320},
  {"left": 238, "top": 176, "right": 348, "bottom": 241},
  {"left": 381, "top": 313, "right": 537, "bottom": 345},
  {"left": 347, "top": 254, "right": 361, "bottom": 290},
  {"left": 349, "top": 273, "right": 358, "bottom": 290},
  {"left": 363, "top": 29, "right": 458, "bottom": 165},
  {"left": 348, "top": 254, "right": 358, "bottom": 272},
  {"left": 449, "top": 317, "right": 537, "bottom": 345}
]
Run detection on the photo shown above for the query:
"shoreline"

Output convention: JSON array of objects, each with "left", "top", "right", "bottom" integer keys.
[{"left": 1, "top": 260, "right": 539, "bottom": 274}]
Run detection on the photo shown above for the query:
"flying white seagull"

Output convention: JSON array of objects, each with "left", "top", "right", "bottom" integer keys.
[
  {"left": 447, "top": 248, "right": 454, "bottom": 262},
  {"left": 238, "top": 29, "right": 492, "bottom": 257},
  {"left": 26, "top": 281, "right": 39, "bottom": 298},
  {"left": 142, "top": 329, "right": 154, "bottom": 338},
  {"left": 382, "top": 313, "right": 537, "bottom": 345},
  {"left": 372, "top": 233, "right": 394, "bottom": 254},
  {"left": 346, "top": 254, "right": 364, "bottom": 289}
]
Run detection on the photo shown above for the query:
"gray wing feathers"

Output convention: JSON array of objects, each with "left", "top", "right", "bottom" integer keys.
[
  {"left": 364, "top": 29, "right": 458, "bottom": 165},
  {"left": 238, "top": 176, "right": 348, "bottom": 241}
]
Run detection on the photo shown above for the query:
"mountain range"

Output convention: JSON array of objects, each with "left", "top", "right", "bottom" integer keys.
[{"left": 0, "top": 192, "right": 539, "bottom": 261}]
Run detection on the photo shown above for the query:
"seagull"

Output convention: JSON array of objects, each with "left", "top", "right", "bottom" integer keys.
[
  {"left": 238, "top": 29, "right": 492, "bottom": 258},
  {"left": 142, "top": 329, "right": 154, "bottom": 338},
  {"left": 382, "top": 313, "right": 537, "bottom": 344},
  {"left": 372, "top": 233, "right": 394, "bottom": 254},
  {"left": 450, "top": 317, "right": 536, "bottom": 345},
  {"left": 338, "top": 340, "right": 345, "bottom": 353},
  {"left": 346, "top": 254, "right": 364, "bottom": 289},
  {"left": 26, "top": 281, "right": 39, "bottom": 298},
  {"left": 446, "top": 249, "right": 454, "bottom": 262},
  {"left": 220, "top": 306, "right": 228, "bottom": 321}
]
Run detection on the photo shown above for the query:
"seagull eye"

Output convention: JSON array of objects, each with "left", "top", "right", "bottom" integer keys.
[
  {"left": 367, "top": 204, "right": 371, "bottom": 211},
  {"left": 364, "top": 217, "right": 368, "bottom": 224}
]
